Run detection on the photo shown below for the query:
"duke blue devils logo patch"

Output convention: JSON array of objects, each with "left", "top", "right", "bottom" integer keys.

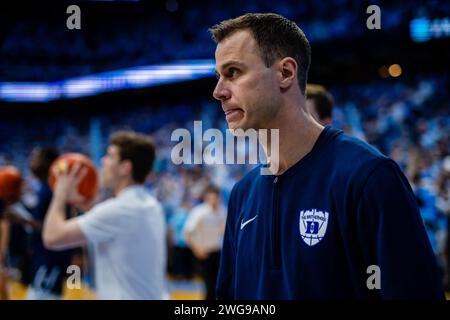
[{"left": 299, "top": 209, "right": 329, "bottom": 246}]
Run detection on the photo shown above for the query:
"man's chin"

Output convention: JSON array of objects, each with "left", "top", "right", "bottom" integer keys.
[
  {"left": 228, "top": 123, "right": 258, "bottom": 135},
  {"left": 100, "top": 175, "right": 111, "bottom": 189},
  {"left": 227, "top": 120, "right": 246, "bottom": 132},
  {"left": 228, "top": 126, "right": 246, "bottom": 136}
]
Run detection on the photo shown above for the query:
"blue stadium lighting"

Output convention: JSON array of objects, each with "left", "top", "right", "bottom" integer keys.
[
  {"left": 410, "top": 17, "right": 450, "bottom": 42},
  {"left": 0, "top": 60, "right": 216, "bottom": 102},
  {"left": 410, "top": 18, "right": 431, "bottom": 42},
  {"left": 0, "top": 83, "right": 62, "bottom": 103}
]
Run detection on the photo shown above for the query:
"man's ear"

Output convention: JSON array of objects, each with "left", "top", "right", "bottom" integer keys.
[
  {"left": 119, "top": 159, "right": 133, "bottom": 177},
  {"left": 278, "top": 57, "right": 297, "bottom": 90}
]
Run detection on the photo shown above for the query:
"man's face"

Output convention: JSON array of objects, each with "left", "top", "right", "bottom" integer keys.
[
  {"left": 205, "top": 191, "right": 220, "bottom": 209},
  {"left": 101, "top": 145, "right": 122, "bottom": 188},
  {"left": 30, "top": 149, "right": 41, "bottom": 174},
  {"left": 213, "top": 30, "right": 281, "bottom": 130},
  {"left": 30, "top": 149, "right": 46, "bottom": 179}
]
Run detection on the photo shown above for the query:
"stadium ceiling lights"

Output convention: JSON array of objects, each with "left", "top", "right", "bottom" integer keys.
[
  {"left": 0, "top": 60, "right": 215, "bottom": 103},
  {"left": 410, "top": 17, "right": 450, "bottom": 42}
]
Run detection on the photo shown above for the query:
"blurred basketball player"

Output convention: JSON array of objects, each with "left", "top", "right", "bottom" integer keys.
[
  {"left": 42, "top": 131, "right": 167, "bottom": 300},
  {"left": 0, "top": 200, "right": 9, "bottom": 299},
  {"left": 26, "top": 147, "right": 73, "bottom": 300},
  {"left": 183, "top": 185, "right": 226, "bottom": 300},
  {"left": 306, "top": 84, "right": 333, "bottom": 126},
  {"left": 0, "top": 166, "right": 38, "bottom": 300},
  {"left": 211, "top": 13, "right": 444, "bottom": 299}
]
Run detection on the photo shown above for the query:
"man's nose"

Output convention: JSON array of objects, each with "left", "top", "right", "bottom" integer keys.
[{"left": 213, "top": 79, "right": 231, "bottom": 101}]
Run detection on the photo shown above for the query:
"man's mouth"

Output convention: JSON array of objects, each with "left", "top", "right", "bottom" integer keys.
[
  {"left": 224, "top": 108, "right": 242, "bottom": 115},
  {"left": 225, "top": 108, "right": 239, "bottom": 115},
  {"left": 224, "top": 108, "right": 244, "bottom": 122}
]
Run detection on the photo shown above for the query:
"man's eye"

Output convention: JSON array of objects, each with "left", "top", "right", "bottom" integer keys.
[{"left": 228, "top": 68, "right": 238, "bottom": 77}]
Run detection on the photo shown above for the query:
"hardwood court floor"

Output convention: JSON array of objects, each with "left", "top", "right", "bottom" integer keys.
[
  {"left": 7, "top": 277, "right": 205, "bottom": 300},
  {"left": 6, "top": 278, "right": 450, "bottom": 300}
]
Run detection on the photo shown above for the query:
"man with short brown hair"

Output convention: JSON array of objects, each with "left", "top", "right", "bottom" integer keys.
[
  {"left": 211, "top": 13, "right": 444, "bottom": 300},
  {"left": 43, "top": 130, "right": 167, "bottom": 299},
  {"left": 109, "top": 131, "right": 156, "bottom": 184}
]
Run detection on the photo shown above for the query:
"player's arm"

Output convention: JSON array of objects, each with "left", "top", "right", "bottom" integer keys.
[
  {"left": 0, "top": 218, "right": 9, "bottom": 267},
  {"left": 356, "top": 159, "right": 445, "bottom": 299},
  {"left": 0, "top": 216, "right": 9, "bottom": 300},
  {"left": 183, "top": 212, "right": 208, "bottom": 260},
  {"left": 4, "top": 203, "right": 42, "bottom": 231},
  {"left": 43, "top": 163, "right": 87, "bottom": 251},
  {"left": 0, "top": 200, "right": 10, "bottom": 267},
  {"left": 0, "top": 201, "right": 10, "bottom": 300}
]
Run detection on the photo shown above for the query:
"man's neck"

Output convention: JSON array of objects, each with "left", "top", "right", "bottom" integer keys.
[
  {"left": 209, "top": 203, "right": 219, "bottom": 211},
  {"left": 260, "top": 104, "right": 324, "bottom": 175},
  {"left": 113, "top": 179, "right": 139, "bottom": 196}
]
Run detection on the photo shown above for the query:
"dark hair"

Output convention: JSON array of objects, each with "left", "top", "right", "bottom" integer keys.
[
  {"left": 306, "top": 84, "right": 334, "bottom": 120},
  {"left": 209, "top": 13, "right": 311, "bottom": 94},
  {"left": 110, "top": 131, "right": 156, "bottom": 183},
  {"left": 31, "top": 146, "right": 59, "bottom": 180},
  {"left": 202, "top": 184, "right": 221, "bottom": 199}
]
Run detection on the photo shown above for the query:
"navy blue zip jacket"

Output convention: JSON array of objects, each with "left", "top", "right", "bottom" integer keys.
[{"left": 217, "top": 126, "right": 445, "bottom": 299}]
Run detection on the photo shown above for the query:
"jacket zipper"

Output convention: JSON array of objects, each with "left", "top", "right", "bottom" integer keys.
[{"left": 272, "top": 176, "right": 281, "bottom": 269}]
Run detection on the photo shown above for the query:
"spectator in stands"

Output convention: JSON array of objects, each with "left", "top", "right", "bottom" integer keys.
[{"left": 306, "top": 84, "right": 334, "bottom": 126}]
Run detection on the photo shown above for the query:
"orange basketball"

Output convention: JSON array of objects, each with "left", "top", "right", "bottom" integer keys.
[
  {"left": 48, "top": 153, "right": 98, "bottom": 204},
  {"left": 0, "top": 166, "right": 23, "bottom": 202}
]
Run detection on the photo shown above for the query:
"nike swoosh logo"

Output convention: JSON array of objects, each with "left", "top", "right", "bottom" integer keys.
[{"left": 240, "top": 215, "right": 258, "bottom": 230}]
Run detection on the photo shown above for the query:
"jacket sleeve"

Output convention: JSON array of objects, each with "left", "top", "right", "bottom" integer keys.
[
  {"left": 216, "top": 184, "right": 238, "bottom": 300},
  {"left": 356, "top": 159, "right": 445, "bottom": 299}
]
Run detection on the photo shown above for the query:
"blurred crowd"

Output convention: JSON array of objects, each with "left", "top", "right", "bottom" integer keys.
[
  {"left": 2, "top": 0, "right": 450, "bottom": 81},
  {"left": 0, "top": 73, "right": 449, "bottom": 291}
]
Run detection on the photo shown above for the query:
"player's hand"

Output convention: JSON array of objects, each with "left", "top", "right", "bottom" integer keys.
[
  {"left": 193, "top": 247, "right": 209, "bottom": 260},
  {"left": 53, "top": 161, "right": 87, "bottom": 206},
  {"left": 73, "top": 197, "right": 94, "bottom": 213}
]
